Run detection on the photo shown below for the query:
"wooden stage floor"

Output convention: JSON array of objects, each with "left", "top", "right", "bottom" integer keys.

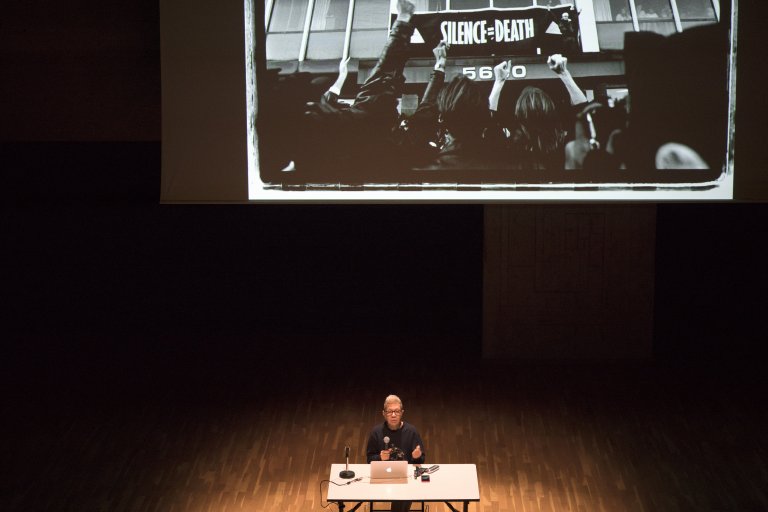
[{"left": 4, "top": 359, "right": 767, "bottom": 512}]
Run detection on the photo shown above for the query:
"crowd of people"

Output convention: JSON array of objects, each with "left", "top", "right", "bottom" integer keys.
[{"left": 259, "top": 0, "right": 729, "bottom": 183}]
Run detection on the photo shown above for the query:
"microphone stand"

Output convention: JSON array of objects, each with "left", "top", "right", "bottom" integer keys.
[{"left": 339, "top": 446, "right": 355, "bottom": 479}]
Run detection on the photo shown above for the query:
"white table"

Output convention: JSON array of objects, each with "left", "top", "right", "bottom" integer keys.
[{"left": 326, "top": 463, "right": 480, "bottom": 512}]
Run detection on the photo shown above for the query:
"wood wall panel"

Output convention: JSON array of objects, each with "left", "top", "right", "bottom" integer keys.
[{"left": 483, "top": 205, "right": 656, "bottom": 360}]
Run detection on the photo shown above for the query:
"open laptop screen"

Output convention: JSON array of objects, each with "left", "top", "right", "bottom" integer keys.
[{"left": 370, "top": 461, "right": 409, "bottom": 483}]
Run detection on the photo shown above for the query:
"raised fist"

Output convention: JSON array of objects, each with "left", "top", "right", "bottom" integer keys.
[
  {"left": 547, "top": 54, "right": 568, "bottom": 74},
  {"left": 433, "top": 40, "right": 449, "bottom": 61},
  {"left": 494, "top": 60, "right": 511, "bottom": 81},
  {"left": 398, "top": 0, "right": 415, "bottom": 17}
]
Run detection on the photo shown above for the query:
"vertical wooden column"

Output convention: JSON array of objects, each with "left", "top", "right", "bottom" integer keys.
[{"left": 483, "top": 204, "right": 656, "bottom": 360}]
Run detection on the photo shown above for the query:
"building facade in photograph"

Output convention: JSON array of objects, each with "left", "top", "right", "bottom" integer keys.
[{"left": 264, "top": 0, "right": 720, "bottom": 100}]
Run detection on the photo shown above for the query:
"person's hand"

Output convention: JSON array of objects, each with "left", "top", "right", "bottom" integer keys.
[
  {"left": 547, "top": 54, "right": 568, "bottom": 74},
  {"left": 397, "top": 0, "right": 415, "bottom": 22},
  {"left": 433, "top": 40, "right": 449, "bottom": 61},
  {"left": 328, "top": 56, "right": 351, "bottom": 95},
  {"left": 380, "top": 449, "right": 392, "bottom": 461},
  {"left": 412, "top": 445, "right": 422, "bottom": 460},
  {"left": 494, "top": 60, "right": 511, "bottom": 82},
  {"left": 433, "top": 40, "right": 448, "bottom": 71}
]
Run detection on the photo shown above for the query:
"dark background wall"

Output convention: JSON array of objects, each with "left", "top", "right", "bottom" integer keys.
[
  {"left": 3, "top": 2, "right": 767, "bottom": 390},
  {"left": 1, "top": 1, "right": 160, "bottom": 141}
]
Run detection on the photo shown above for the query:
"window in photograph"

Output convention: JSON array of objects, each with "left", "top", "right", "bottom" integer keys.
[
  {"left": 592, "top": 0, "right": 632, "bottom": 22},
  {"left": 349, "top": 0, "right": 388, "bottom": 58},
  {"left": 537, "top": 0, "right": 571, "bottom": 7},
  {"left": 636, "top": 0, "right": 676, "bottom": 36},
  {"left": 268, "top": 0, "right": 309, "bottom": 32},
  {"left": 266, "top": 0, "right": 308, "bottom": 60},
  {"left": 450, "top": 0, "right": 491, "bottom": 10},
  {"left": 593, "top": 0, "right": 633, "bottom": 50},
  {"left": 306, "top": 0, "right": 349, "bottom": 59},
  {"left": 306, "top": 31, "right": 346, "bottom": 59},
  {"left": 678, "top": 0, "right": 718, "bottom": 29},
  {"left": 493, "top": 0, "right": 534, "bottom": 8},
  {"left": 677, "top": 0, "right": 717, "bottom": 19},
  {"left": 413, "top": 0, "right": 447, "bottom": 11},
  {"left": 351, "top": 0, "right": 389, "bottom": 28},
  {"left": 634, "top": 0, "right": 673, "bottom": 19},
  {"left": 310, "top": 0, "right": 350, "bottom": 30}
]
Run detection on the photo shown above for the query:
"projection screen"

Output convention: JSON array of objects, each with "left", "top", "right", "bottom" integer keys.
[{"left": 161, "top": 0, "right": 740, "bottom": 203}]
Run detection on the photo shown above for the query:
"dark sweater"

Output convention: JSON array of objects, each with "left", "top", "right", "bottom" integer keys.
[{"left": 366, "top": 421, "right": 426, "bottom": 464}]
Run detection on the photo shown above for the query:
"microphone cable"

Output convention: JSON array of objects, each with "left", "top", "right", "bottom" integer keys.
[{"left": 319, "top": 477, "right": 363, "bottom": 509}]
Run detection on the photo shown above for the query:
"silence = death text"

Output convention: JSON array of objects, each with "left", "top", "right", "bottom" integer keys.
[{"left": 440, "top": 18, "right": 535, "bottom": 45}]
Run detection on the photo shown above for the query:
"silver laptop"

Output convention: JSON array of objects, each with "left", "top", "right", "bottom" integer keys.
[{"left": 370, "top": 460, "right": 409, "bottom": 484}]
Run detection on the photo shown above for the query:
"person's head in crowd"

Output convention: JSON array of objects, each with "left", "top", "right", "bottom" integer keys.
[
  {"left": 565, "top": 102, "right": 618, "bottom": 170},
  {"left": 514, "top": 86, "right": 563, "bottom": 155},
  {"left": 437, "top": 75, "right": 490, "bottom": 145},
  {"left": 655, "top": 143, "right": 709, "bottom": 169},
  {"left": 622, "top": 22, "right": 729, "bottom": 169}
]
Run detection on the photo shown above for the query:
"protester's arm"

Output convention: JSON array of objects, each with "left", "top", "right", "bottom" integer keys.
[
  {"left": 327, "top": 57, "right": 351, "bottom": 96},
  {"left": 432, "top": 40, "right": 447, "bottom": 72},
  {"left": 364, "top": 0, "right": 415, "bottom": 79},
  {"left": 419, "top": 41, "right": 448, "bottom": 110},
  {"left": 406, "top": 41, "right": 447, "bottom": 147},
  {"left": 548, "top": 54, "right": 588, "bottom": 106},
  {"left": 489, "top": 60, "right": 511, "bottom": 112},
  {"left": 350, "top": 0, "right": 415, "bottom": 115}
]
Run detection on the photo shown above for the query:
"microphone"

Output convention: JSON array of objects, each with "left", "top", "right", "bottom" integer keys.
[
  {"left": 383, "top": 436, "right": 390, "bottom": 450},
  {"left": 339, "top": 445, "right": 355, "bottom": 479}
]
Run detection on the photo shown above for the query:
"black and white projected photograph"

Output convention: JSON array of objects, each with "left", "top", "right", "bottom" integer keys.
[{"left": 249, "top": 0, "right": 736, "bottom": 200}]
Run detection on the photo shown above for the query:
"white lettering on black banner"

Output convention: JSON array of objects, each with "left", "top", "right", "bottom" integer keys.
[
  {"left": 440, "top": 18, "right": 534, "bottom": 46},
  {"left": 397, "top": 5, "right": 576, "bottom": 58}
]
